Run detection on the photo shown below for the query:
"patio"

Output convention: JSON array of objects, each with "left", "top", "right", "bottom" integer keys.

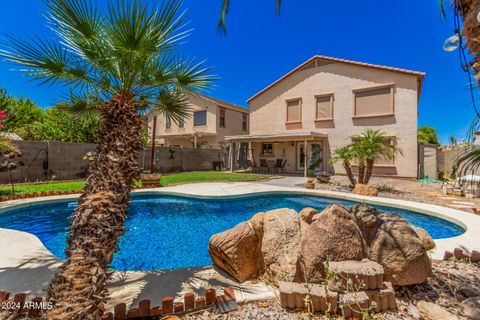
[{"left": 225, "top": 131, "right": 329, "bottom": 177}]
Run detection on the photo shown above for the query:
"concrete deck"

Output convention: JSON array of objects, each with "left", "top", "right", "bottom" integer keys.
[{"left": 1, "top": 177, "right": 479, "bottom": 310}]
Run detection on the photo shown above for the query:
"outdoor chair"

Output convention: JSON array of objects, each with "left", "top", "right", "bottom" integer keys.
[
  {"left": 275, "top": 159, "right": 283, "bottom": 173},
  {"left": 267, "top": 160, "right": 275, "bottom": 173},
  {"left": 259, "top": 159, "right": 268, "bottom": 173},
  {"left": 281, "top": 159, "right": 287, "bottom": 172}
]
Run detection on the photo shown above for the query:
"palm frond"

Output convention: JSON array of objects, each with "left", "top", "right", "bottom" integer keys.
[
  {"left": 0, "top": 35, "right": 92, "bottom": 87},
  {"left": 217, "top": 0, "right": 230, "bottom": 35},
  {"left": 150, "top": 89, "right": 191, "bottom": 123},
  {"left": 57, "top": 91, "right": 102, "bottom": 120},
  {"left": 452, "top": 146, "right": 480, "bottom": 177},
  {"left": 173, "top": 58, "right": 217, "bottom": 93}
]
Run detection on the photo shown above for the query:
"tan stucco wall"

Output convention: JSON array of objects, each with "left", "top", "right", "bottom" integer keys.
[
  {"left": 249, "top": 62, "right": 419, "bottom": 177},
  {"left": 147, "top": 95, "right": 249, "bottom": 149}
]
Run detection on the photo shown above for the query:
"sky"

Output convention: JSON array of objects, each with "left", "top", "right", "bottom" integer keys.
[{"left": 0, "top": 0, "right": 475, "bottom": 144}]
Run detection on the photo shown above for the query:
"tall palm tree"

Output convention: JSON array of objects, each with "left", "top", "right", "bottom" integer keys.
[
  {"left": 0, "top": 1, "right": 214, "bottom": 319},
  {"left": 330, "top": 146, "right": 357, "bottom": 186},
  {"left": 352, "top": 129, "right": 400, "bottom": 185},
  {"left": 217, "top": 0, "right": 282, "bottom": 34}
]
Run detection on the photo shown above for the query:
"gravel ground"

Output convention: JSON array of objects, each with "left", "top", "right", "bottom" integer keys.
[{"left": 184, "top": 261, "right": 480, "bottom": 320}]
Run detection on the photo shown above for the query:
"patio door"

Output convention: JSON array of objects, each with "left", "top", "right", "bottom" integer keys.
[{"left": 297, "top": 142, "right": 324, "bottom": 173}]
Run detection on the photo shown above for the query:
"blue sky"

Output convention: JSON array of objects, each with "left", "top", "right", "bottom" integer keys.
[{"left": 0, "top": 0, "right": 474, "bottom": 143}]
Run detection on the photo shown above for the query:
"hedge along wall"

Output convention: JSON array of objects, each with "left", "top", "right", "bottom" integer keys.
[{"left": 0, "top": 141, "right": 222, "bottom": 184}]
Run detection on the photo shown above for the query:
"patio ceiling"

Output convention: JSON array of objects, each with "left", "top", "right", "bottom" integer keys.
[
  {"left": 225, "top": 131, "right": 327, "bottom": 143},
  {"left": 156, "top": 132, "right": 217, "bottom": 139}
]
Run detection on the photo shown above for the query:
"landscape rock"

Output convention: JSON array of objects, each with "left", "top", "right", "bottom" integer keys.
[
  {"left": 453, "top": 247, "right": 470, "bottom": 260},
  {"left": 208, "top": 221, "right": 264, "bottom": 282},
  {"left": 416, "top": 301, "right": 458, "bottom": 320},
  {"left": 353, "top": 183, "right": 379, "bottom": 197},
  {"left": 471, "top": 250, "right": 480, "bottom": 263},
  {"left": 296, "top": 205, "right": 366, "bottom": 283},
  {"left": 368, "top": 213, "right": 432, "bottom": 286},
  {"left": 350, "top": 203, "right": 382, "bottom": 245},
  {"left": 413, "top": 227, "right": 436, "bottom": 251},
  {"left": 460, "top": 296, "right": 480, "bottom": 319},
  {"left": 260, "top": 209, "right": 301, "bottom": 281},
  {"left": 299, "top": 207, "right": 318, "bottom": 224},
  {"left": 443, "top": 251, "right": 453, "bottom": 261}
]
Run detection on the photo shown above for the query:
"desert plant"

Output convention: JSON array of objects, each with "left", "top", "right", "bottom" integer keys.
[
  {"left": 351, "top": 129, "right": 401, "bottom": 184},
  {"left": 330, "top": 146, "right": 357, "bottom": 186},
  {"left": 0, "top": 0, "right": 214, "bottom": 318}
]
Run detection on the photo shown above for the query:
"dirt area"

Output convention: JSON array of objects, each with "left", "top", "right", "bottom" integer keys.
[
  {"left": 315, "top": 175, "right": 480, "bottom": 215},
  {"left": 185, "top": 260, "right": 480, "bottom": 319}
]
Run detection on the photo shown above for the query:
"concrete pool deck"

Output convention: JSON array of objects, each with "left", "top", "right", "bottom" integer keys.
[{"left": 0, "top": 177, "right": 479, "bottom": 310}]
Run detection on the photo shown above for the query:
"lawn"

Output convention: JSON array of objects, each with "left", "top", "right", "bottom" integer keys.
[{"left": 0, "top": 171, "right": 271, "bottom": 196}]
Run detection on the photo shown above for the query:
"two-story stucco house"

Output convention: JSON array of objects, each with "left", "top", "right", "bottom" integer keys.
[
  {"left": 226, "top": 55, "right": 425, "bottom": 178},
  {"left": 148, "top": 93, "right": 249, "bottom": 149}
]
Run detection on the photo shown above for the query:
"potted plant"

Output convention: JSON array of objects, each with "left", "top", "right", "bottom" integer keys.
[
  {"left": 140, "top": 172, "right": 162, "bottom": 188},
  {"left": 304, "top": 178, "right": 315, "bottom": 189}
]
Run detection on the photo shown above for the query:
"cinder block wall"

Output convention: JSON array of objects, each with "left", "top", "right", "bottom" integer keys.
[{"left": 0, "top": 142, "right": 222, "bottom": 184}]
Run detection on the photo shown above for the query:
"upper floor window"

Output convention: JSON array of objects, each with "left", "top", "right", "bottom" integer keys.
[
  {"left": 353, "top": 85, "right": 394, "bottom": 118},
  {"left": 286, "top": 98, "right": 302, "bottom": 123},
  {"left": 219, "top": 108, "right": 226, "bottom": 127},
  {"left": 178, "top": 116, "right": 184, "bottom": 128},
  {"left": 242, "top": 113, "right": 248, "bottom": 131},
  {"left": 315, "top": 94, "right": 334, "bottom": 120},
  {"left": 165, "top": 115, "right": 171, "bottom": 129},
  {"left": 194, "top": 110, "right": 207, "bottom": 126}
]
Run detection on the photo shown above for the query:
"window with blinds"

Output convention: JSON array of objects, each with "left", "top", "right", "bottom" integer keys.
[
  {"left": 286, "top": 99, "right": 301, "bottom": 123},
  {"left": 354, "top": 86, "right": 393, "bottom": 117},
  {"left": 315, "top": 94, "right": 333, "bottom": 120}
]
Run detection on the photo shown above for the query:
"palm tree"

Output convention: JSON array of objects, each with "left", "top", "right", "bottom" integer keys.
[
  {"left": 0, "top": 0, "right": 214, "bottom": 318},
  {"left": 218, "top": 0, "right": 282, "bottom": 34},
  {"left": 351, "top": 129, "right": 400, "bottom": 185},
  {"left": 330, "top": 146, "right": 357, "bottom": 186}
]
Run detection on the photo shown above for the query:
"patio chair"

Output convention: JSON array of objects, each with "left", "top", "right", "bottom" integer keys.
[
  {"left": 275, "top": 159, "right": 283, "bottom": 173},
  {"left": 259, "top": 159, "right": 268, "bottom": 173},
  {"left": 266, "top": 160, "right": 275, "bottom": 173},
  {"left": 281, "top": 159, "right": 287, "bottom": 172}
]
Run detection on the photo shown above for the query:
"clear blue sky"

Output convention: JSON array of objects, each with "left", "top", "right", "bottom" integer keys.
[{"left": 0, "top": 0, "right": 474, "bottom": 144}]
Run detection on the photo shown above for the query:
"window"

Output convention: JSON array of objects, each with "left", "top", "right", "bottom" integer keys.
[
  {"left": 178, "top": 116, "right": 184, "bottom": 128},
  {"left": 286, "top": 98, "right": 301, "bottom": 123},
  {"left": 193, "top": 110, "right": 207, "bottom": 126},
  {"left": 219, "top": 108, "right": 226, "bottom": 127},
  {"left": 375, "top": 138, "right": 396, "bottom": 166},
  {"left": 242, "top": 114, "right": 248, "bottom": 131},
  {"left": 315, "top": 94, "right": 334, "bottom": 120},
  {"left": 165, "top": 115, "right": 171, "bottom": 129},
  {"left": 262, "top": 143, "right": 273, "bottom": 156},
  {"left": 354, "top": 85, "right": 394, "bottom": 117}
]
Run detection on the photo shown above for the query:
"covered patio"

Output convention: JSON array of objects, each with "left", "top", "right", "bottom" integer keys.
[
  {"left": 156, "top": 132, "right": 217, "bottom": 149},
  {"left": 225, "top": 131, "right": 329, "bottom": 177}
]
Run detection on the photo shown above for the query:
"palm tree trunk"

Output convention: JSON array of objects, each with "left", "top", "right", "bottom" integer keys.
[
  {"left": 343, "top": 162, "right": 357, "bottom": 187},
  {"left": 45, "top": 93, "right": 143, "bottom": 320},
  {"left": 358, "top": 161, "right": 366, "bottom": 184},
  {"left": 364, "top": 159, "right": 374, "bottom": 185}
]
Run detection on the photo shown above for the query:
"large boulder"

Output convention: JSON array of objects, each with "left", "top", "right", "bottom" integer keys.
[
  {"left": 258, "top": 209, "right": 302, "bottom": 281},
  {"left": 353, "top": 184, "right": 379, "bottom": 197},
  {"left": 208, "top": 221, "right": 264, "bottom": 282},
  {"left": 413, "top": 227, "right": 436, "bottom": 251},
  {"left": 350, "top": 203, "right": 382, "bottom": 246},
  {"left": 368, "top": 213, "right": 433, "bottom": 286},
  {"left": 296, "top": 205, "right": 366, "bottom": 283}
]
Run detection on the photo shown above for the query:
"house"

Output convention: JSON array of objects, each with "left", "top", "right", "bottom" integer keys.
[
  {"left": 147, "top": 93, "right": 249, "bottom": 149},
  {"left": 226, "top": 55, "right": 425, "bottom": 178}
]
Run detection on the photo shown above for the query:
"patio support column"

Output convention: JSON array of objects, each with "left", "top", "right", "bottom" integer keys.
[
  {"left": 304, "top": 139, "right": 308, "bottom": 177},
  {"left": 230, "top": 142, "right": 235, "bottom": 172},
  {"left": 193, "top": 135, "right": 198, "bottom": 149}
]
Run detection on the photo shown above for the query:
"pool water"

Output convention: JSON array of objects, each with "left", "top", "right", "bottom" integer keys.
[{"left": 0, "top": 194, "right": 465, "bottom": 271}]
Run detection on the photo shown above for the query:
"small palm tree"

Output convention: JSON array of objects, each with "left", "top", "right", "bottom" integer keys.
[
  {"left": 218, "top": 0, "right": 282, "bottom": 34},
  {"left": 351, "top": 129, "right": 400, "bottom": 184},
  {"left": 0, "top": 0, "right": 214, "bottom": 318},
  {"left": 330, "top": 146, "right": 357, "bottom": 186}
]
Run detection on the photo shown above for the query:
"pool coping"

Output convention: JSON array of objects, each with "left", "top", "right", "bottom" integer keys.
[{"left": 0, "top": 181, "right": 479, "bottom": 309}]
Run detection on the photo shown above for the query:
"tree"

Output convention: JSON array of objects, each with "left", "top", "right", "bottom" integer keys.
[
  {"left": 417, "top": 126, "right": 439, "bottom": 145},
  {"left": 330, "top": 146, "right": 356, "bottom": 186},
  {"left": 351, "top": 129, "right": 400, "bottom": 184},
  {"left": 0, "top": 0, "right": 214, "bottom": 318},
  {"left": 218, "top": 0, "right": 281, "bottom": 34},
  {"left": 27, "top": 106, "right": 100, "bottom": 143},
  {"left": 0, "top": 88, "right": 44, "bottom": 138}
]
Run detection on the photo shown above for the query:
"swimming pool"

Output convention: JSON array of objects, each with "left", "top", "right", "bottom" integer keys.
[{"left": 0, "top": 193, "right": 465, "bottom": 271}]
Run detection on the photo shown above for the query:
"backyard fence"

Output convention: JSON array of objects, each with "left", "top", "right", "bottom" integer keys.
[{"left": 0, "top": 141, "right": 224, "bottom": 184}]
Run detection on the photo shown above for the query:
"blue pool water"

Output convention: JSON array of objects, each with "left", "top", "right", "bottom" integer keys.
[{"left": 0, "top": 194, "right": 465, "bottom": 271}]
